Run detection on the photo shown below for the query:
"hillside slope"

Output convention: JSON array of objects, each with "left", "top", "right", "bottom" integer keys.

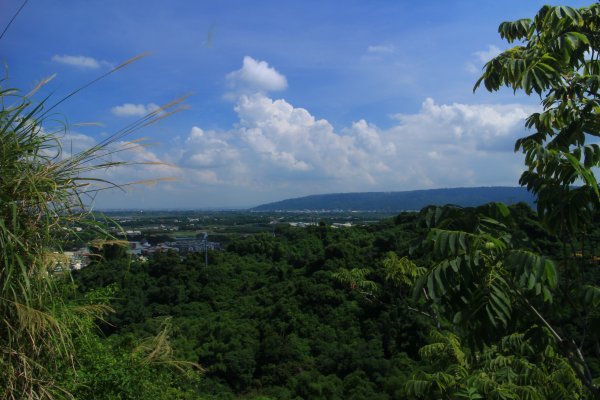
[{"left": 252, "top": 187, "right": 536, "bottom": 211}]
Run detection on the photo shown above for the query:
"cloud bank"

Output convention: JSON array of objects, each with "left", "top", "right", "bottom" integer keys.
[{"left": 176, "top": 89, "right": 535, "bottom": 199}]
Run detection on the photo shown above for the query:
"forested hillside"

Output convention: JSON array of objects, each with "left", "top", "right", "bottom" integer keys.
[{"left": 251, "top": 187, "right": 536, "bottom": 211}]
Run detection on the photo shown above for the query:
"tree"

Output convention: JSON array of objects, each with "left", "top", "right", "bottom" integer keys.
[
  {"left": 474, "top": 4, "right": 600, "bottom": 236},
  {"left": 410, "top": 3, "right": 600, "bottom": 397},
  {"left": 405, "top": 329, "right": 584, "bottom": 399},
  {"left": 473, "top": 4, "right": 600, "bottom": 395}
]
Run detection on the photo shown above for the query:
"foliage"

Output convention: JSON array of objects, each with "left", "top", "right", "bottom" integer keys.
[
  {"left": 72, "top": 203, "right": 593, "bottom": 398},
  {"left": 74, "top": 219, "right": 434, "bottom": 398},
  {"left": 406, "top": 329, "right": 585, "bottom": 399},
  {"left": 332, "top": 267, "right": 378, "bottom": 299},
  {"left": 0, "top": 60, "right": 187, "bottom": 397},
  {"left": 382, "top": 251, "right": 425, "bottom": 290},
  {"left": 61, "top": 312, "right": 202, "bottom": 400},
  {"left": 412, "top": 204, "right": 558, "bottom": 344},
  {"left": 475, "top": 3, "right": 600, "bottom": 236},
  {"left": 0, "top": 79, "right": 108, "bottom": 399},
  {"left": 411, "top": 200, "right": 600, "bottom": 396},
  {"left": 407, "top": 3, "right": 600, "bottom": 397}
]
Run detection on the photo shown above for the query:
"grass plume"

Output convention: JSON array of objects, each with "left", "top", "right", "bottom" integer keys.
[{"left": 0, "top": 51, "right": 187, "bottom": 397}]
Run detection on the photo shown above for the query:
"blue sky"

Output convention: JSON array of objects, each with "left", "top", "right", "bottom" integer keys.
[{"left": 0, "top": 0, "right": 591, "bottom": 209}]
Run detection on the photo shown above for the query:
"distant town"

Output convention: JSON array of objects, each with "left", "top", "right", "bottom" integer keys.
[{"left": 54, "top": 210, "right": 393, "bottom": 272}]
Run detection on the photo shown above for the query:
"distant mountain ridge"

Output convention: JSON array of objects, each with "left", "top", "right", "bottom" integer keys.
[{"left": 251, "top": 187, "right": 536, "bottom": 212}]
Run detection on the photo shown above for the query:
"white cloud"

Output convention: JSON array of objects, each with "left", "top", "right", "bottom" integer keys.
[
  {"left": 383, "top": 98, "right": 537, "bottom": 188},
  {"left": 234, "top": 94, "right": 364, "bottom": 178},
  {"left": 175, "top": 127, "right": 247, "bottom": 187},
  {"left": 175, "top": 94, "right": 382, "bottom": 188},
  {"left": 190, "top": 169, "right": 220, "bottom": 185},
  {"left": 391, "top": 98, "right": 535, "bottom": 149},
  {"left": 86, "top": 94, "right": 537, "bottom": 208},
  {"left": 173, "top": 95, "right": 536, "bottom": 196},
  {"left": 60, "top": 132, "right": 97, "bottom": 154},
  {"left": 51, "top": 54, "right": 109, "bottom": 69},
  {"left": 111, "top": 103, "right": 160, "bottom": 117},
  {"left": 226, "top": 56, "right": 287, "bottom": 96},
  {"left": 474, "top": 45, "right": 502, "bottom": 63},
  {"left": 41, "top": 131, "right": 97, "bottom": 160},
  {"left": 345, "top": 119, "right": 395, "bottom": 157},
  {"left": 88, "top": 141, "right": 181, "bottom": 209},
  {"left": 466, "top": 63, "right": 480, "bottom": 74},
  {"left": 367, "top": 44, "right": 395, "bottom": 54},
  {"left": 184, "top": 127, "right": 240, "bottom": 168}
]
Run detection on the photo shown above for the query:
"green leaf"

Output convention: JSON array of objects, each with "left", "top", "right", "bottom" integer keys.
[
  {"left": 582, "top": 285, "right": 600, "bottom": 307},
  {"left": 543, "top": 260, "right": 557, "bottom": 288},
  {"left": 542, "top": 286, "right": 553, "bottom": 303},
  {"left": 427, "top": 274, "right": 437, "bottom": 300},
  {"left": 485, "top": 304, "right": 498, "bottom": 328},
  {"left": 527, "top": 273, "right": 536, "bottom": 290},
  {"left": 434, "top": 266, "right": 445, "bottom": 295}
]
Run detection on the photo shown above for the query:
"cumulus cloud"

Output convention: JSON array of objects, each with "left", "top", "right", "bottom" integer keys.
[
  {"left": 89, "top": 140, "right": 181, "bottom": 209},
  {"left": 174, "top": 95, "right": 535, "bottom": 195},
  {"left": 176, "top": 93, "right": 381, "bottom": 188},
  {"left": 391, "top": 98, "right": 535, "bottom": 150},
  {"left": 234, "top": 94, "right": 367, "bottom": 178},
  {"left": 111, "top": 103, "right": 160, "bottom": 117},
  {"left": 51, "top": 54, "right": 109, "bottom": 69},
  {"left": 345, "top": 119, "right": 395, "bottom": 157},
  {"left": 176, "top": 127, "right": 246, "bottom": 186},
  {"left": 113, "top": 57, "right": 535, "bottom": 205},
  {"left": 184, "top": 127, "right": 240, "bottom": 169},
  {"left": 55, "top": 131, "right": 177, "bottom": 185},
  {"left": 226, "top": 56, "right": 287, "bottom": 96},
  {"left": 383, "top": 98, "right": 537, "bottom": 188}
]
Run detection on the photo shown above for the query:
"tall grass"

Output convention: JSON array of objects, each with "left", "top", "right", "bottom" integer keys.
[{"left": 0, "top": 61, "right": 186, "bottom": 398}]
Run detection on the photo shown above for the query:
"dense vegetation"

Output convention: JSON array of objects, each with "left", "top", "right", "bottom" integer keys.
[
  {"left": 74, "top": 215, "right": 426, "bottom": 398},
  {"left": 72, "top": 203, "right": 599, "bottom": 398}
]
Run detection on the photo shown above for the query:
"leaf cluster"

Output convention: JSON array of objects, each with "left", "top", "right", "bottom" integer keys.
[{"left": 476, "top": 4, "right": 600, "bottom": 236}]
